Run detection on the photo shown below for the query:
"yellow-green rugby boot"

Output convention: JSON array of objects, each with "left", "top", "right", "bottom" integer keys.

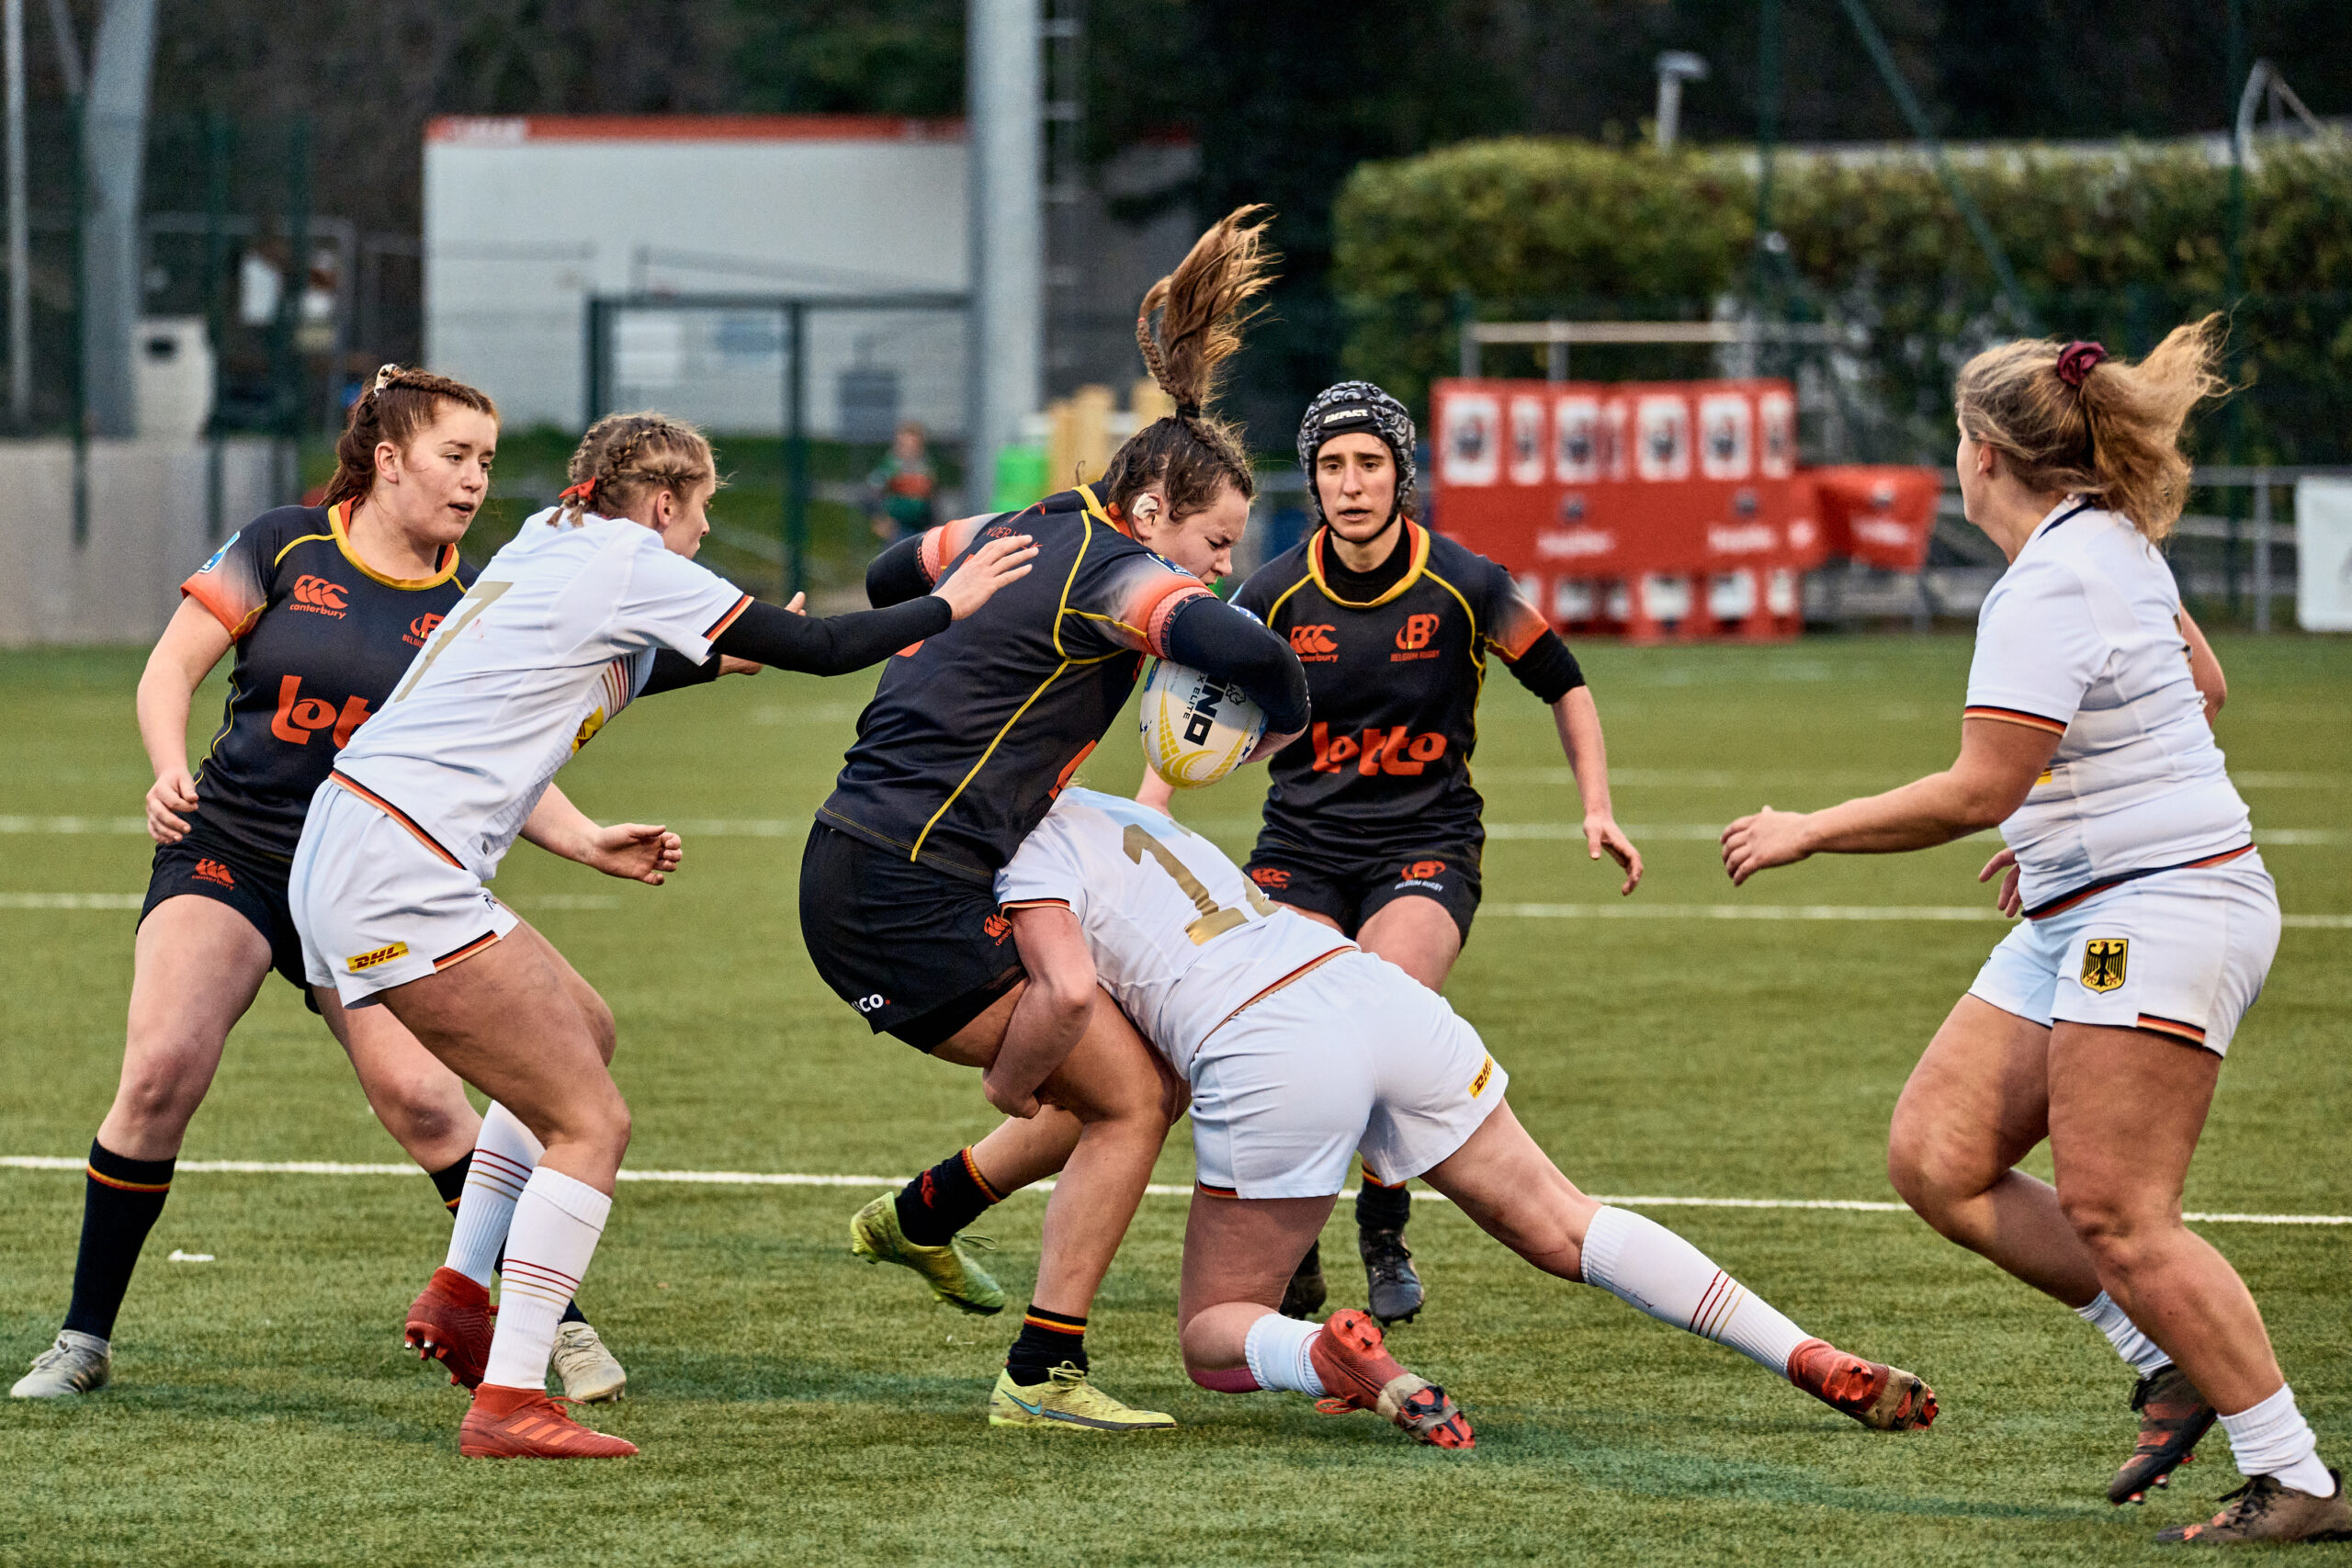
[
  {"left": 990, "top": 1363, "right": 1177, "bottom": 1432},
  {"left": 849, "top": 1194, "right": 1005, "bottom": 1314}
]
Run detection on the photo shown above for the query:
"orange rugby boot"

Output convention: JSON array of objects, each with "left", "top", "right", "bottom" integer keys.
[
  {"left": 405, "top": 1267, "right": 496, "bottom": 1390},
  {"left": 1787, "top": 1337, "right": 1938, "bottom": 1431},
  {"left": 1308, "top": 1308, "right": 1474, "bottom": 1450},
  {"left": 458, "top": 1383, "right": 638, "bottom": 1459}
]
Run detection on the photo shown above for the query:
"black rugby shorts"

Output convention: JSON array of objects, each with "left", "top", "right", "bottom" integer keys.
[
  {"left": 1243, "top": 840, "right": 1482, "bottom": 945},
  {"left": 798, "top": 821, "right": 1026, "bottom": 1052},
  {"left": 140, "top": 828, "right": 313, "bottom": 1001}
]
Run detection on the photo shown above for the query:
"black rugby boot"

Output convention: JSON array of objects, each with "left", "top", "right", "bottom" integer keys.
[
  {"left": 1278, "top": 1239, "right": 1328, "bottom": 1320},
  {"left": 1360, "top": 1227, "right": 1423, "bottom": 1325}
]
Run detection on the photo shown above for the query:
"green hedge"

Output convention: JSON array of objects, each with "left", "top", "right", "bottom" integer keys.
[{"left": 1333, "top": 138, "right": 2352, "bottom": 463}]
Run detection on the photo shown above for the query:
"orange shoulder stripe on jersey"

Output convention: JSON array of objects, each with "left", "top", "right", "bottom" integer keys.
[
  {"left": 1963, "top": 705, "right": 2069, "bottom": 736},
  {"left": 704, "top": 592, "right": 753, "bottom": 640},
  {"left": 179, "top": 575, "right": 262, "bottom": 640},
  {"left": 327, "top": 771, "right": 465, "bottom": 868}
]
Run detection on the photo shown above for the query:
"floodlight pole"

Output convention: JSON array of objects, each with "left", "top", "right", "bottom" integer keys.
[
  {"left": 966, "top": 0, "right": 1044, "bottom": 513},
  {"left": 78, "top": 0, "right": 159, "bottom": 439},
  {"left": 4, "top": 0, "right": 28, "bottom": 425},
  {"left": 1835, "top": 0, "right": 2036, "bottom": 331}
]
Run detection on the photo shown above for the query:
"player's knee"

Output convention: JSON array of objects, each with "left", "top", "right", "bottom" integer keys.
[
  {"left": 377, "top": 1081, "right": 463, "bottom": 1148},
  {"left": 2057, "top": 1188, "right": 2165, "bottom": 1275},
  {"left": 112, "top": 1050, "right": 211, "bottom": 1133},
  {"left": 577, "top": 993, "right": 618, "bottom": 1065},
  {"left": 1884, "top": 1120, "right": 1985, "bottom": 1224},
  {"left": 1184, "top": 1360, "right": 1261, "bottom": 1393}
]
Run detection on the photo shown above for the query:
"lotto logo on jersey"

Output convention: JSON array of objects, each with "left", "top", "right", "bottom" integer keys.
[
  {"left": 403, "top": 613, "right": 444, "bottom": 649},
  {"left": 1310, "top": 723, "right": 1448, "bottom": 776},
  {"left": 288, "top": 575, "right": 348, "bottom": 617},
  {"left": 1289, "top": 624, "right": 1339, "bottom": 660},
  {"left": 271, "top": 675, "right": 372, "bottom": 748},
  {"left": 345, "top": 941, "right": 411, "bottom": 973},
  {"left": 1395, "top": 615, "right": 1440, "bottom": 651}
]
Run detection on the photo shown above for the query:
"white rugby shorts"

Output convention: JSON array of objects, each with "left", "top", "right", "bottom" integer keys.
[
  {"left": 1967, "top": 854, "right": 2278, "bottom": 1055},
  {"left": 289, "top": 777, "right": 518, "bottom": 1007},
  {"left": 1188, "top": 950, "right": 1508, "bottom": 1200}
]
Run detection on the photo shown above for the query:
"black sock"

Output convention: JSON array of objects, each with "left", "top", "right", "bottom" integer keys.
[
  {"left": 62, "top": 1140, "right": 176, "bottom": 1340},
  {"left": 1005, "top": 1305, "right": 1087, "bottom": 1383},
  {"left": 1357, "top": 1171, "right": 1411, "bottom": 1234},
  {"left": 428, "top": 1152, "right": 471, "bottom": 1214},
  {"left": 894, "top": 1148, "right": 1000, "bottom": 1247}
]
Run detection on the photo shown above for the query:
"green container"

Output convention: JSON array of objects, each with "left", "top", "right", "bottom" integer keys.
[{"left": 990, "top": 442, "right": 1049, "bottom": 512}]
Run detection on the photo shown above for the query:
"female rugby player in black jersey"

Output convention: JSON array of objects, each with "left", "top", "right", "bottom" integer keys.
[
  {"left": 1138, "top": 381, "right": 1645, "bottom": 1325},
  {"left": 816, "top": 208, "right": 1313, "bottom": 1430},
  {"left": 11, "top": 370, "right": 651, "bottom": 1402}
]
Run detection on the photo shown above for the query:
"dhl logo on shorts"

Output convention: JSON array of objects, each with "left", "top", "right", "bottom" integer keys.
[
  {"left": 1467, "top": 1055, "right": 1494, "bottom": 1099},
  {"left": 288, "top": 575, "right": 348, "bottom": 617},
  {"left": 346, "top": 941, "right": 410, "bottom": 973},
  {"left": 191, "top": 858, "right": 236, "bottom": 888},
  {"left": 1289, "top": 624, "right": 1339, "bottom": 660}
]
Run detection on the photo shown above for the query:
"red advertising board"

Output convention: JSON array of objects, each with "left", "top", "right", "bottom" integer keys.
[{"left": 1428, "top": 377, "right": 1942, "bottom": 641}]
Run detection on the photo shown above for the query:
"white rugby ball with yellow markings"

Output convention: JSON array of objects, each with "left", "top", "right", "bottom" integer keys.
[{"left": 1139, "top": 659, "right": 1266, "bottom": 789}]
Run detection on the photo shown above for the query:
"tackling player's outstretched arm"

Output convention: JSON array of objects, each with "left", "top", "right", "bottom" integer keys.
[
  {"left": 716, "top": 533, "right": 1035, "bottom": 674},
  {"left": 984, "top": 904, "right": 1099, "bottom": 1119}
]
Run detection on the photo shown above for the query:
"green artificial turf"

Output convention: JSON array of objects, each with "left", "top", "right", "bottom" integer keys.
[{"left": 0, "top": 633, "right": 2346, "bottom": 1566}]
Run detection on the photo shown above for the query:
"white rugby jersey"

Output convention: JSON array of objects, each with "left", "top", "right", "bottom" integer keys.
[
  {"left": 1965, "top": 499, "right": 2252, "bottom": 917},
  {"left": 329, "top": 509, "right": 751, "bottom": 879},
  {"left": 996, "top": 788, "right": 1354, "bottom": 1074}
]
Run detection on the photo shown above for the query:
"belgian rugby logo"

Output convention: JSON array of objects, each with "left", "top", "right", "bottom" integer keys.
[
  {"left": 346, "top": 941, "right": 410, "bottom": 973},
  {"left": 2080, "top": 938, "right": 2129, "bottom": 994}
]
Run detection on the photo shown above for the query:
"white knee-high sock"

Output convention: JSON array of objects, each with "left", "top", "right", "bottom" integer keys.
[
  {"left": 481, "top": 1166, "right": 610, "bottom": 1392},
  {"left": 1242, "top": 1312, "right": 1326, "bottom": 1396},
  {"left": 1578, "top": 1205, "right": 1813, "bottom": 1378},
  {"left": 2075, "top": 1291, "right": 2171, "bottom": 1378},
  {"left": 2218, "top": 1384, "right": 2335, "bottom": 1495},
  {"left": 445, "top": 1102, "right": 542, "bottom": 1288}
]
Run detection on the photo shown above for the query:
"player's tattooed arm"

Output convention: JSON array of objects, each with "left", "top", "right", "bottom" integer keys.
[
  {"left": 519, "top": 782, "right": 684, "bottom": 886},
  {"left": 984, "top": 904, "right": 1099, "bottom": 1118},
  {"left": 137, "top": 599, "right": 236, "bottom": 844}
]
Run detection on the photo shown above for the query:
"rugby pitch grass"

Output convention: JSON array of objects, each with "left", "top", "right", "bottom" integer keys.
[{"left": 2, "top": 634, "right": 2346, "bottom": 1567}]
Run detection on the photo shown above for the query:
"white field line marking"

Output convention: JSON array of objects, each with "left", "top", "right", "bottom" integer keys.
[
  {"left": 1, "top": 1156, "right": 2344, "bottom": 1225},
  {"left": 1487, "top": 902, "right": 2352, "bottom": 931},
  {"left": 1477, "top": 767, "right": 2346, "bottom": 791},
  {"left": 1, "top": 894, "right": 2343, "bottom": 929}
]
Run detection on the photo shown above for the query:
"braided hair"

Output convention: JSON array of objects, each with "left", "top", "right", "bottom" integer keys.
[
  {"left": 1100, "top": 205, "right": 1278, "bottom": 523},
  {"left": 321, "top": 365, "right": 499, "bottom": 509},
  {"left": 558, "top": 412, "right": 720, "bottom": 526}
]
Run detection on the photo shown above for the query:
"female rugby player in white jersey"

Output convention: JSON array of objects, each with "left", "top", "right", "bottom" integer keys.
[
  {"left": 289, "top": 412, "right": 1034, "bottom": 1459},
  {"left": 1723, "top": 320, "right": 2347, "bottom": 1546},
  {"left": 997, "top": 789, "right": 1936, "bottom": 1449}
]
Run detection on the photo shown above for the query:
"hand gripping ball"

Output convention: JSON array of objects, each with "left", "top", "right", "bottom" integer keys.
[{"left": 1138, "top": 659, "right": 1266, "bottom": 789}]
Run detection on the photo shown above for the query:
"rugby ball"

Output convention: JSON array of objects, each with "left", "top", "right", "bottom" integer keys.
[{"left": 1139, "top": 659, "right": 1266, "bottom": 789}]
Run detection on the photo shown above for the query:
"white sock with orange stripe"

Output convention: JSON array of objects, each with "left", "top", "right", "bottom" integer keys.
[
  {"left": 446, "top": 1102, "right": 542, "bottom": 1288},
  {"left": 480, "top": 1166, "right": 610, "bottom": 1393},
  {"left": 1577, "top": 1205, "right": 1812, "bottom": 1377}
]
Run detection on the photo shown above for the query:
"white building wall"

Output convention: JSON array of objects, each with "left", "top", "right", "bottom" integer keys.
[{"left": 424, "top": 117, "right": 968, "bottom": 433}]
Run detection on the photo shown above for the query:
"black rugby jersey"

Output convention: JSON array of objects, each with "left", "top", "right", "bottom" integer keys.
[
  {"left": 1234, "top": 522, "right": 1566, "bottom": 862},
  {"left": 819, "top": 486, "right": 1216, "bottom": 883},
  {"left": 180, "top": 502, "right": 474, "bottom": 863}
]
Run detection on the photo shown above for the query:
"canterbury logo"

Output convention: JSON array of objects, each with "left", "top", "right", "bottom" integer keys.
[
  {"left": 191, "top": 858, "right": 236, "bottom": 888},
  {"left": 345, "top": 941, "right": 410, "bottom": 973},
  {"left": 404, "top": 613, "right": 444, "bottom": 648},
  {"left": 271, "top": 675, "right": 371, "bottom": 748},
  {"left": 1289, "top": 624, "right": 1338, "bottom": 657},
  {"left": 288, "top": 575, "right": 348, "bottom": 615},
  {"left": 983, "top": 913, "right": 1012, "bottom": 942},
  {"left": 1310, "top": 723, "right": 1448, "bottom": 776},
  {"left": 1396, "top": 614, "right": 1439, "bottom": 650},
  {"left": 1249, "top": 866, "right": 1291, "bottom": 889}
]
